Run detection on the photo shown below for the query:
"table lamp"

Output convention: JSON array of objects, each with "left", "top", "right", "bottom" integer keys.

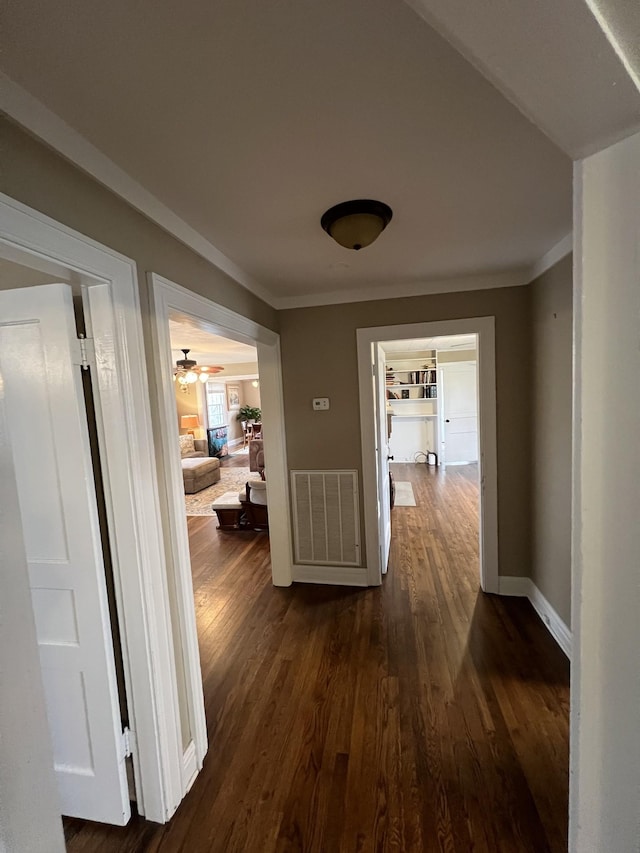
[{"left": 181, "top": 414, "right": 200, "bottom": 436}]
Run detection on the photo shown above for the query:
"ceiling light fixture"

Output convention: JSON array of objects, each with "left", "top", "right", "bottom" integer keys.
[
  {"left": 173, "top": 349, "right": 223, "bottom": 392},
  {"left": 321, "top": 199, "right": 393, "bottom": 251}
]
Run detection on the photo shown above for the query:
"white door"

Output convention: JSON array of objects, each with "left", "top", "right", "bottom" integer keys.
[
  {"left": 0, "top": 283, "right": 131, "bottom": 825},
  {"left": 440, "top": 362, "right": 478, "bottom": 465},
  {"left": 373, "top": 344, "right": 391, "bottom": 573}
]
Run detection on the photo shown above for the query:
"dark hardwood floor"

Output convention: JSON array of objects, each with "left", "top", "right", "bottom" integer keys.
[{"left": 65, "top": 462, "right": 569, "bottom": 852}]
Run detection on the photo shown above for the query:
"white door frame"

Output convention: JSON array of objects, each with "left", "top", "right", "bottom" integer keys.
[
  {"left": 0, "top": 192, "right": 182, "bottom": 823},
  {"left": 148, "top": 274, "right": 293, "bottom": 788},
  {"left": 357, "top": 317, "right": 498, "bottom": 591}
]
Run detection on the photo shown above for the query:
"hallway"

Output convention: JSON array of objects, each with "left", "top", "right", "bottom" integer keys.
[{"left": 65, "top": 462, "right": 569, "bottom": 852}]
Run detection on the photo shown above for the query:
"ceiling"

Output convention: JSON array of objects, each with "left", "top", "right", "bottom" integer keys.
[
  {"left": 169, "top": 312, "right": 257, "bottom": 365},
  {"left": 405, "top": 0, "right": 640, "bottom": 158},
  {"left": 383, "top": 334, "right": 476, "bottom": 354},
  {"left": 1, "top": 1, "right": 638, "bottom": 308}
]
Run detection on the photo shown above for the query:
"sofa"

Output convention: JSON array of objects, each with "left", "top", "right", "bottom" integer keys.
[{"left": 179, "top": 435, "right": 221, "bottom": 493}]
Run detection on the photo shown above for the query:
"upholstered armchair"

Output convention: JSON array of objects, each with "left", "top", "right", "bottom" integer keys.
[{"left": 248, "top": 439, "right": 265, "bottom": 477}]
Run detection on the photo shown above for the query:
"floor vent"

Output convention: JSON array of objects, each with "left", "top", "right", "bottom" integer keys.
[{"left": 291, "top": 470, "right": 360, "bottom": 566}]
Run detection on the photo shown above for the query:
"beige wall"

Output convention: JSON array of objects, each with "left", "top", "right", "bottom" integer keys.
[
  {"left": 0, "top": 118, "right": 278, "bottom": 332},
  {"left": 280, "top": 285, "right": 532, "bottom": 576},
  {"left": 174, "top": 382, "right": 202, "bottom": 435},
  {"left": 240, "top": 380, "right": 262, "bottom": 410},
  {"left": 530, "top": 255, "right": 573, "bottom": 625},
  {"left": 437, "top": 348, "right": 477, "bottom": 363}
]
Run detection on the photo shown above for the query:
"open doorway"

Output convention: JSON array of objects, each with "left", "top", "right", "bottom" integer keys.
[
  {"left": 148, "top": 273, "right": 291, "bottom": 799},
  {"left": 168, "top": 314, "right": 264, "bottom": 517},
  {"left": 356, "top": 317, "right": 498, "bottom": 591},
  {"left": 382, "top": 333, "right": 481, "bottom": 585}
]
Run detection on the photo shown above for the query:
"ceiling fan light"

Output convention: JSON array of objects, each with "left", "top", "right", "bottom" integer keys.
[
  {"left": 321, "top": 199, "right": 392, "bottom": 251},
  {"left": 199, "top": 373, "right": 209, "bottom": 383},
  {"left": 185, "top": 371, "right": 198, "bottom": 384}
]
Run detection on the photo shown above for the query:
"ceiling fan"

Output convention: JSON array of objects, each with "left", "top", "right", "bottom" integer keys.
[{"left": 173, "top": 349, "right": 224, "bottom": 392}]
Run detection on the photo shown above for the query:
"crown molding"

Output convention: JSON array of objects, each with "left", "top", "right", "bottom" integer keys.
[
  {"left": 528, "top": 232, "right": 573, "bottom": 282},
  {"left": 0, "top": 73, "right": 275, "bottom": 307},
  {"left": 272, "top": 268, "right": 531, "bottom": 309}
]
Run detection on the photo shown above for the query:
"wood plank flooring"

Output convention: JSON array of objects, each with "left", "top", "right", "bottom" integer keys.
[{"left": 64, "top": 462, "right": 569, "bottom": 852}]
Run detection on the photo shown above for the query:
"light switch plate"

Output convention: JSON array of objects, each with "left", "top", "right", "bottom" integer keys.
[{"left": 312, "top": 397, "right": 330, "bottom": 411}]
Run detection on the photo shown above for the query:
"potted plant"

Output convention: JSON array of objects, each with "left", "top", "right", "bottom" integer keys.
[{"left": 236, "top": 405, "right": 261, "bottom": 424}]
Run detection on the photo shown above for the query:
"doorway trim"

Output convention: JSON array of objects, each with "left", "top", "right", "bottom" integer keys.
[
  {"left": 0, "top": 192, "right": 182, "bottom": 823},
  {"left": 356, "top": 317, "right": 498, "bottom": 591},
  {"left": 148, "top": 273, "right": 293, "bottom": 790}
]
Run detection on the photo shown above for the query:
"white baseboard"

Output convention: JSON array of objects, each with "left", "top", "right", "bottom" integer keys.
[
  {"left": 499, "top": 576, "right": 572, "bottom": 659},
  {"left": 293, "top": 564, "right": 369, "bottom": 586},
  {"left": 181, "top": 740, "right": 198, "bottom": 795},
  {"left": 228, "top": 437, "right": 243, "bottom": 448}
]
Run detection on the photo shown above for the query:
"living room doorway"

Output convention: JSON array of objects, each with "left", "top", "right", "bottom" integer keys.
[{"left": 169, "top": 315, "right": 264, "bottom": 514}]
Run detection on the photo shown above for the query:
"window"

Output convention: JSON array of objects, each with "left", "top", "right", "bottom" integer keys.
[{"left": 205, "top": 383, "right": 226, "bottom": 428}]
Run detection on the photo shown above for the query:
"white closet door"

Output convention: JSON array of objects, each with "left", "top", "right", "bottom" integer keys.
[
  {"left": 0, "top": 283, "right": 131, "bottom": 825},
  {"left": 440, "top": 362, "right": 478, "bottom": 465}
]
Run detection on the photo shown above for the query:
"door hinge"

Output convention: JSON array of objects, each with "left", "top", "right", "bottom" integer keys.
[
  {"left": 73, "top": 333, "right": 95, "bottom": 370},
  {"left": 121, "top": 726, "right": 133, "bottom": 760}
]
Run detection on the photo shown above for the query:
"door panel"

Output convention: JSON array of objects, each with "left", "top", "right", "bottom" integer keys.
[
  {"left": 441, "top": 363, "right": 478, "bottom": 465},
  {"left": 0, "top": 283, "right": 130, "bottom": 825},
  {"left": 374, "top": 344, "right": 391, "bottom": 573}
]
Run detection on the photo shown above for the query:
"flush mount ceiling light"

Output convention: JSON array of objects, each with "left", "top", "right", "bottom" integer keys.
[
  {"left": 173, "top": 349, "right": 224, "bottom": 392},
  {"left": 321, "top": 199, "right": 393, "bottom": 251}
]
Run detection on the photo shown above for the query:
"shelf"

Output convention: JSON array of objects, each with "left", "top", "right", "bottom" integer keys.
[
  {"left": 386, "top": 357, "right": 436, "bottom": 363},
  {"left": 387, "top": 383, "right": 437, "bottom": 388},
  {"left": 390, "top": 412, "right": 438, "bottom": 418},
  {"left": 388, "top": 397, "right": 437, "bottom": 401}
]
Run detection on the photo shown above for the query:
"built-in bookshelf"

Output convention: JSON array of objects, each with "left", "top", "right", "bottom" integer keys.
[
  {"left": 385, "top": 352, "right": 439, "bottom": 461},
  {"left": 385, "top": 355, "right": 437, "bottom": 402}
]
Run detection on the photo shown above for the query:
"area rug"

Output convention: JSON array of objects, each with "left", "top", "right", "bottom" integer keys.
[
  {"left": 394, "top": 481, "right": 416, "bottom": 507},
  {"left": 184, "top": 466, "right": 251, "bottom": 515}
]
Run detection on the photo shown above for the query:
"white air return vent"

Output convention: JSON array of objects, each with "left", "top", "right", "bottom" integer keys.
[{"left": 291, "top": 470, "right": 360, "bottom": 566}]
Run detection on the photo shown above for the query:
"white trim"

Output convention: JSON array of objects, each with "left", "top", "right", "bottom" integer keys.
[
  {"left": 528, "top": 582, "right": 572, "bottom": 659},
  {"left": 181, "top": 740, "right": 198, "bottom": 796},
  {"left": 499, "top": 577, "right": 572, "bottom": 659},
  {"left": 148, "top": 273, "right": 293, "bottom": 805},
  {"left": 0, "top": 191, "right": 181, "bottom": 823},
  {"left": 357, "top": 317, "right": 499, "bottom": 591},
  {"left": 528, "top": 232, "right": 573, "bottom": 282},
  {"left": 292, "top": 565, "right": 369, "bottom": 586},
  {"left": 0, "top": 73, "right": 273, "bottom": 307}
]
